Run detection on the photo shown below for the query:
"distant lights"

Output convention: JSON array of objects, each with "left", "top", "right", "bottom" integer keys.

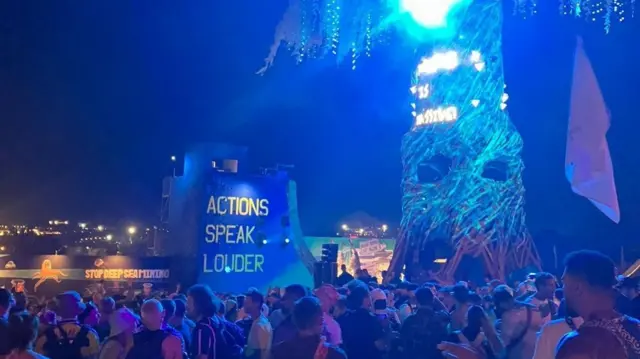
[{"left": 415, "top": 106, "right": 459, "bottom": 127}]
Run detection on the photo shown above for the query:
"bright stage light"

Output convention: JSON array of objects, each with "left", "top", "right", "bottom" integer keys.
[
  {"left": 417, "top": 51, "right": 459, "bottom": 75},
  {"left": 400, "top": 0, "right": 468, "bottom": 29}
]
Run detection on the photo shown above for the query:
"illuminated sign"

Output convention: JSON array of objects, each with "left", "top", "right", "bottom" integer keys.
[
  {"left": 414, "top": 106, "right": 458, "bottom": 127},
  {"left": 33, "top": 260, "right": 67, "bottom": 291},
  {"left": 202, "top": 195, "right": 269, "bottom": 273},
  {"left": 198, "top": 173, "right": 309, "bottom": 293},
  {"left": 85, "top": 269, "right": 170, "bottom": 280}
]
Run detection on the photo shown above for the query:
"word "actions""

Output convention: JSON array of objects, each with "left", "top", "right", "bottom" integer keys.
[{"left": 207, "top": 196, "right": 269, "bottom": 216}]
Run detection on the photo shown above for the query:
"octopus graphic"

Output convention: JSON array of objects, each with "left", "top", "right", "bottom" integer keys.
[{"left": 33, "top": 260, "right": 67, "bottom": 292}]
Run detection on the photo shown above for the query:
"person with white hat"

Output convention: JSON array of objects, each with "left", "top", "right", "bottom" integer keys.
[
  {"left": 370, "top": 289, "right": 400, "bottom": 326},
  {"left": 99, "top": 308, "right": 138, "bottom": 359}
]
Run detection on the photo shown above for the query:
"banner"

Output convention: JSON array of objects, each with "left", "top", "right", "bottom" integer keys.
[
  {"left": 0, "top": 255, "right": 171, "bottom": 295},
  {"left": 198, "top": 172, "right": 311, "bottom": 293},
  {"left": 565, "top": 37, "right": 620, "bottom": 223}
]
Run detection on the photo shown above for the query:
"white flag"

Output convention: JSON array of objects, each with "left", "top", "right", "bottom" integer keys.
[{"left": 565, "top": 37, "right": 620, "bottom": 223}]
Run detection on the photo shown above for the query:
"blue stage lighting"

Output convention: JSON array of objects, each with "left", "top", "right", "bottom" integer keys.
[{"left": 400, "top": 0, "right": 466, "bottom": 29}]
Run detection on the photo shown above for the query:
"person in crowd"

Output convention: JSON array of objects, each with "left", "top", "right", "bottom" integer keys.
[
  {"left": 336, "top": 265, "right": 354, "bottom": 287},
  {"left": 215, "top": 300, "right": 246, "bottom": 348},
  {"left": 95, "top": 297, "right": 116, "bottom": 342},
  {"left": 35, "top": 291, "right": 100, "bottom": 359},
  {"left": 37, "top": 310, "right": 56, "bottom": 337},
  {"left": 237, "top": 289, "right": 270, "bottom": 322},
  {"left": 522, "top": 272, "right": 557, "bottom": 324},
  {"left": 338, "top": 281, "right": 385, "bottom": 359},
  {"left": 126, "top": 299, "right": 182, "bottom": 359},
  {"left": 10, "top": 293, "right": 27, "bottom": 316},
  {"left": 98, "top": 308, "right": 138, "bottom": 359},
  {"left": 358, "top": 269, "right": 373, "bottom": 283},
  {"left": 532, "top": 299, "right": 583, "bottom": 359},
  {"left": 168, "top": 298, "right": 194, "bottom": 351},
  {"left": 272, "top": 296, "right": 346, "bottom": 359},
  {"left": 270, "top": 285, "right": 305, "bottom": 344},
  {"left": 450, "top": 284, "right": 472, "bottom": 331},
  {"left": 159, "top": 299, "right": 186, "bottom": 352},
  {"left": 371, "top": 288, "right": 400, "bottom": 330},
  {"left": 396, "top": 282, "right": 418, "bottom": 322},
  {"left": 617, "top": 276, "right": 640, "bottom": 318},
  {"left": 332, "top": 296, "right": 348, "bottom": 320},
  {"left": 265, "top": 292, "right": 281, "bottom": 315},
  {"left": 449, "top": 305, "right": 495, "bottom": 359},
  {"left": 556, "top": 250, "right": 640, "bottom": 359},
  {"left": 187, "top": 284, "right": 220, "bottom": 359},
  {"left": 0, "top": 289, "right": 16, "bottom": 356},
  {"left": 0, "top": 289, "right": 15, "bottom": 320},
  {"left": 450, "top": 305, "right": 486, "bottom": 345},
  {"left": 492, "top": 285, "right": 515, "bottom": 325},
  {"left": 498, "top": 285, "right": 538, "bottom": 359},
  {"left": 399, "top": 286, "right": 450, "bottom": 359},
  {"left": 314, "top": 285, "right": 342, "bottom": 346},
  {"left": 244, "top": 289, "right": 272, "bottom": 359},
  {"left": 79, "top": 302, "right": 101, "bottom": 327},
  {"left": 394, "top": 282, "right": 414, "bottom": 309},
  {"left": 224, "top": 299, "right": 239, "bottom": 323},
  {"left": 437, "top": 286, "right": 456, "bottom": 312},
  {"left": 4, "top": 312, "right": 46, "bottom": 359}
]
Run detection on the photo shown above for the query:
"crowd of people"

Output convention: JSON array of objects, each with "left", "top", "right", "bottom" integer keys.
[{"left": 0, "top": 249, "right": 639, "bottom": 359}]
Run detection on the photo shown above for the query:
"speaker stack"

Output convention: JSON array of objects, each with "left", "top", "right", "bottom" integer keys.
[{"left": 314, "top": 243, "right": 339, "bottom": 288}]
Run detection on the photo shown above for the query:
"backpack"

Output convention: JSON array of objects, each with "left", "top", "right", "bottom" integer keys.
[
  {"left": 42, "top": 324, "right": 92, "bottom": 359},
  {"left": 197, "top": 317, "right": 243, "bottom": 359}
]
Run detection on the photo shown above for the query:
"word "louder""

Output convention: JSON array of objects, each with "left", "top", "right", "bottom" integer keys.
[{"left": 202, "top": 253, "right": 264, "bottom": 273}]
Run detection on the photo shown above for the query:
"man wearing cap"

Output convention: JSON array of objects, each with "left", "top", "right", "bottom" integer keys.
[
  {"left": 96, "top": 297, "right": 116, "bottom": 341},
  {"left": 99, "top": 308, "right": 138, "bottom": 359},
  {"left": 35, "top": 291, "right": 101, "bottom": 359}
]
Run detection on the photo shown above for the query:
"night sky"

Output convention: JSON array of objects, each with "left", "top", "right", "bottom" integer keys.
[{"left": 1, "top": 1, "right": 639, "bottom": 258}]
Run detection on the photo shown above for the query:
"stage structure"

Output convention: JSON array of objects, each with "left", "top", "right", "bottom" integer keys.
[
  {"left": 259, "top": 0, "right": 633, "bottom": 281},
  {"left": 390, "top": 1, "right": 539, "bottom": 283}
]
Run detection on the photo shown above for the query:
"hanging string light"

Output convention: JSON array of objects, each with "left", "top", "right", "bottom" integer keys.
[{"left": 258, "top": 0, "right": 635, "bottom": 73}]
